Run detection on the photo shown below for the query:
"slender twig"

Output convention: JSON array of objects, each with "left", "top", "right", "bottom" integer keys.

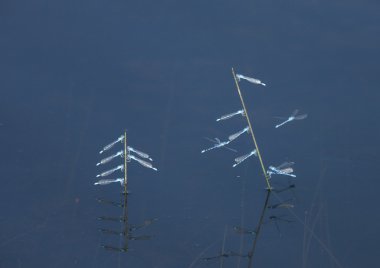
[{"left": 231, "top": 68, "right": 271, "bottom": 190}]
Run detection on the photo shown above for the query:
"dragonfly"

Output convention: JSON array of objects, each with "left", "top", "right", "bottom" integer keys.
[
  {"left": 267, "top": 162, "right": 296, "bottom": 178},
  {"left": 128, "top": 154, "right": 158, "bottom": 171},
  {"left": 228, "top": 126, "right": 250, "bottom": 141},
  {"left": 233, "top": 150, "right": 257, "bottom": 167},
  {"left": 128, "top": 146, "right": 153, "bottom": 161},
  {"left": 236, "top": 73, "right": 266, "bottom": 86},
  {"left": 99, "top": 135, "right": 124, "bottom": 154},
  {"left": 201, "top": 137, "right": 237, "bottom": 154},
  {"left": 275, "top": 109, "right": 308, "bottom": 128},
  {"left": 94, "top": 178, "right": 124, "bottom": 186},
  {"left": 97, "top": 150, "right": 123, "bottom": 166},
  {"left": 96, "top": 165, "right": 124, "bottom": 178},
  {"left": 96, "top": 146, "right": 153, "bottom": 166},
  {"left": 216, "top": 109, "right": 245, "bottom": 122}
]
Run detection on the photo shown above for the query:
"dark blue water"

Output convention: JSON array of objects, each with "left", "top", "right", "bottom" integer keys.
[{"left": 1, "top": 0, "right": 379, "bottom": 267}]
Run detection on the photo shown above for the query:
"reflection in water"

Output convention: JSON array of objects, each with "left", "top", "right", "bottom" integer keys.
[
  {"left": 199, "top": 187, "right": 297, "bottom": 267},
  {"left": 266, "top": 215, "right": 294, "bottom": 236},
  {"left": 97, "top": 196, "right": 155, "bottom": 252},
  {"left": 98, "top": 193, "right": 130, "bottom": 252},
  {"left": 96, "top": 198, "right": 124, "bottom": 208},
  {"left": 267, "top": 199, "right": 295, "bottom": 209},
  {"left": 201, "top": 225, "right": 250, "bottom": 266},
  {"left": 246, "top": 190, "right": 272, "bottom": 267},
  {"left": 273, "top": 182, "right": 296, "bottom": 194},
  {"left": 233, "top": 226, "right": 256, "bottom": 236},
  {"left": 203, "top": 251, "right": 249, "bottom": 262}
]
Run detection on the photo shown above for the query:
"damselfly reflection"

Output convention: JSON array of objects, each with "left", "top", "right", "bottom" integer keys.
[
  {"left": 233, "top": 226, "right": 256, "bottom": 235},
  {"left": 272, "top": 182, "right": 296, "bottom": 194},
  {"left": 129, "top": 218, "right": 158, "bottom": 231},
  {"left": 266, "top": 215, "right": 294, "bottom": 237},
  {"left": 97, "top": 216, "right": 127, "bottom": 222},
  {"left": 99, "top": 216, "right": 156, "bottom": 248},
  {"left": 271, "top": 179, "right": 298, "bottom": 201},
  {"left": 129, "top": 235, "right": 152, "bottom": 241},
  {"left": 203, "top": 251, "right": 249, "bottom": 261},
  {"left": 216, "top": 109, "right": 245, "bottom": 122},
  {"left": 99, "top": 228, "right": 126, "bottom": 236},
  {"left": 268, "top": 199, "right": 295, "bottom": 209},
  {"left": 268, "top": 162, "right": 296, "bottom": 178},
  {"left": 201, "top": 137, "right": 237, "bottom": 154},
  {"left": 96, "top": 198, "right": 124, "bottom": 208},
  {"left": 101, "top": 235, "right": 151, "bottom": 253},
  {"left": 99, "top": 229, "right": 152, "bottom": 240},
  {"left": 101, "top": 245, "right": 128, "bottom": 253},
  {"left": 275, "top": 109, "right": 308, "bottom": 128},
  {"left": 236, "top": 73, "right": 266, "bottom": 86},
  {"left": 233, "top": 150, "right": 257, "bottom": 167},
  {"left": 97, "top": 194, "right": 156, "bottom": 253}
]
